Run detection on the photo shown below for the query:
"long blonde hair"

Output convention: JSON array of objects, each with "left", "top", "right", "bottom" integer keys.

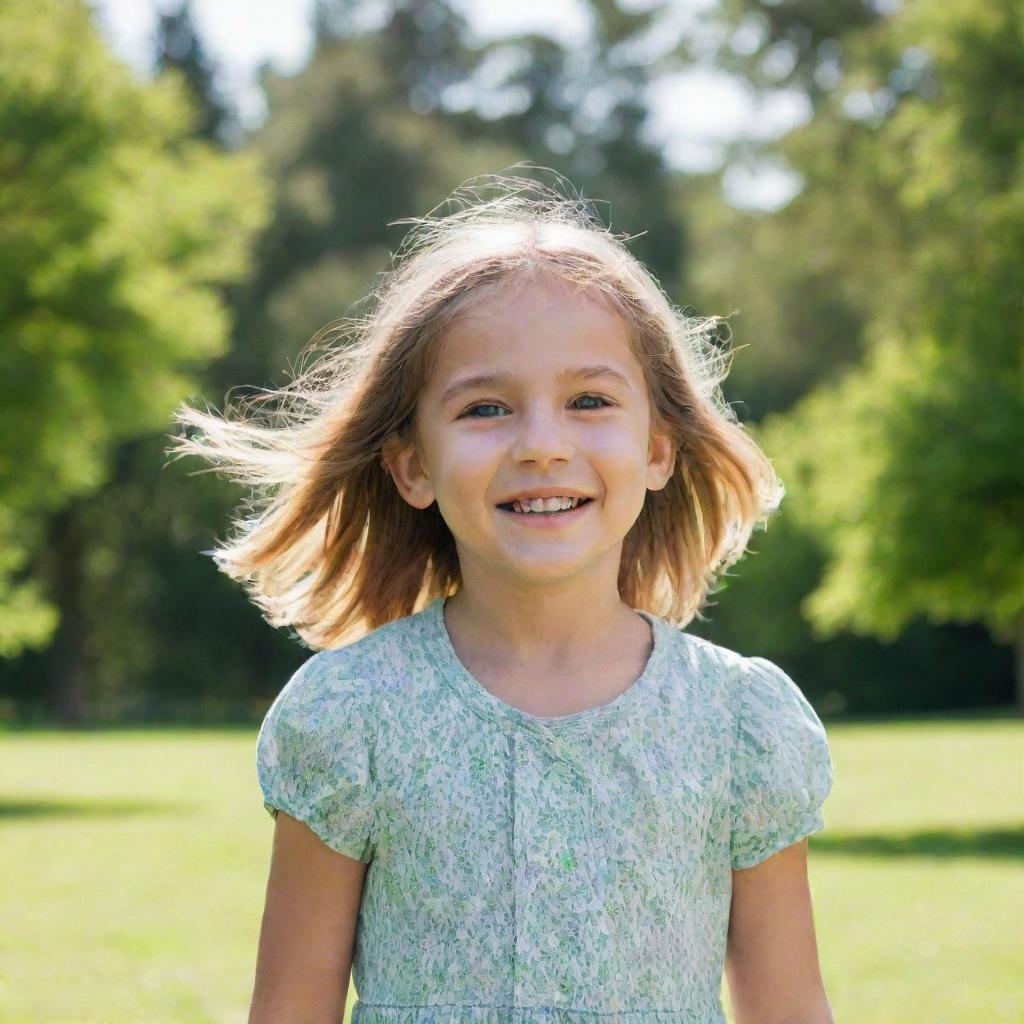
[{"left": 166, "top": 171, "right": 784, "bottom": 649}]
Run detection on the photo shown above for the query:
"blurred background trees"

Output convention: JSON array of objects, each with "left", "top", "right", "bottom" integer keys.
[
  {"left": 692, "top": 0, "right": 1023, "bottom": 711},
  {"left": 1, "top": 0, "right": 1018, "bottom": 722},
  {"left": 0, "top": 0, "right": 268, "bottom": 719}
]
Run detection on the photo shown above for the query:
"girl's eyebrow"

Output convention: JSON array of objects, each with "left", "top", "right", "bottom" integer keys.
[{"left": 440, "top": 364, "right": 633, "bottom": 405}]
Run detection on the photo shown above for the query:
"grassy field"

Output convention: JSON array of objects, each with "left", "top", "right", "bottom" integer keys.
[{"left": 2, "top": 713, "right": 1021, "bottom": 1023}]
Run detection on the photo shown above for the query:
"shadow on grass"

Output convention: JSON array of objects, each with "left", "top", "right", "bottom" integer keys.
[
  {"left": 810, "top": 827, "right": 1024, "bottom": 860},
  {"left": 0, "top": 797, "right": 192, "bottom": 820}
]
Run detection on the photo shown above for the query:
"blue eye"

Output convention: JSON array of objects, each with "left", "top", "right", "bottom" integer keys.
[
  {"left": 459, "top": 395, "right": 613, "bottom": 418},
  {"left": 573, "top": 394, "right": 612, "bottom": 410},
  {"left": 461, "top": 403, "right": 508, "bottom": 418}
]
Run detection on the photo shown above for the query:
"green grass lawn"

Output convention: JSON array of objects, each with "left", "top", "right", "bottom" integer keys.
[{"left": 2, "top": 713, "right": 1021, "bottom": 1023}]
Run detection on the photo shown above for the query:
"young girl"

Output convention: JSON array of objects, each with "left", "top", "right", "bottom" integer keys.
[{"left": 170, "top": 172, "right": 835, "bottom": 1024}]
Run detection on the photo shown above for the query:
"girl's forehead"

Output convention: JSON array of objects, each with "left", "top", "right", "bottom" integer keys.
[
  {"left": 438, "top": 313, "right": 633, "bottom": 369},
  {"left": 424, "top": 290, "right": 643, "bottom": 401}
]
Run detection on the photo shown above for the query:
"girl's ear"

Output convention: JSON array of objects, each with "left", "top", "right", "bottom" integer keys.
[
  {"left": 646, "top": 426, "right": 676, "bottom": 492},
  {"left": 381, "top": 433, "right": 436, "bottom": 510}
]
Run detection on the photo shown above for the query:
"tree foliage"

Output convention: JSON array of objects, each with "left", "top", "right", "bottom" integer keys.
[
  {"left": 0, "top": 0, "right": 269, "bottom": 657},
  {"left": 226, "top": 0, "right": 689, "bottom": 395},
  {"left": 154, "top": 0, "right": 239, "bottom": 145},
  {"left": 747, "top": 0, "right": 1024, "bottom": 655}
]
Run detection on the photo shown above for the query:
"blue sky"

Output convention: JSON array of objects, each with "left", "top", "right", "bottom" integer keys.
[{"left": 88, "top": 0, "right": 809, "bottom": 210}]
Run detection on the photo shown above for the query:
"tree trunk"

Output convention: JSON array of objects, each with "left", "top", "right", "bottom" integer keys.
[
  {"left": 43, "top": 504, "right": 87, "bottom": 725},
  {"left": 1016, "top": 613, "right": 1024, "bottom": 716}
]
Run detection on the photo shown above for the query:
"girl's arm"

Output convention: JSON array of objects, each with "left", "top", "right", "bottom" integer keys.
[
  {"left": 248, "top": 810, "right": 368, "bottom": 1024},
  {"left": 725, "top": 838, "right": 835, "bottom": 1024}
]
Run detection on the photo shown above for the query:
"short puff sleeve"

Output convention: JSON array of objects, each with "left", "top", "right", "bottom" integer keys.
[
  {"left": 256, "top": 651, "right": 377, "bottom": 863},
  {"left": 730, "top": 655, "right": 834, "bottom": 870}
]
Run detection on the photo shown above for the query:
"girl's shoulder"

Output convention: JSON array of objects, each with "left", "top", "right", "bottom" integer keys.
[
  {"left": 659, "top": 624, "right": 748, "bottom": 697},
  {"left": 663, "top": 626, "right": 815, "bottom": 723},
  {"left": 270, "top": 605, "right": 433, "bottom": 711},
  {"left": 670, "top": 627, "right": 748, "bottom": 674}
]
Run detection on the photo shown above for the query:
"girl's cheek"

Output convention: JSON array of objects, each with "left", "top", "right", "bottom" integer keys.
[
  {"left": 589, "top": 423, "right": 643, "bottom": 457},
  {"left": 454, "top": 432, "right": 503, "bottom": 461}
]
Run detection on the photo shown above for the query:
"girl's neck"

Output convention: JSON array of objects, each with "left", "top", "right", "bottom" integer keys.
[
  {"left": 442, "top": 588, "right": 647, "bottom": 676},
  {"left": 441, "top": 590, "right": 654, "bottom": 718}
]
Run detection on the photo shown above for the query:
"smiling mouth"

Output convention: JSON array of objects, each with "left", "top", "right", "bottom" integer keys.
[{"left": 495, "top": 498, "right": 594, "bottom": 516}]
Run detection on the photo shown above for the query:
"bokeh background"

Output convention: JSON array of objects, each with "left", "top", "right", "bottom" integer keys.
[{"left": 2, "top": 1, "right": 1021, "bottom": 1022}]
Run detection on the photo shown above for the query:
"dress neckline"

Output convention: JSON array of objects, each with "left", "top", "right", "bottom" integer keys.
[{"left": 423, "top": 595, "right": 669, "bottom": 730}]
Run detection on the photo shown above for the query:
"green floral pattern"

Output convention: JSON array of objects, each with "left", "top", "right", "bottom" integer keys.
[{"left": 257, "top": 596, "right": 833, "bottom": 1024}]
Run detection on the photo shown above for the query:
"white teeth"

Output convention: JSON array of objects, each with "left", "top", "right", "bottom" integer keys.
[{"left": 511, "top": 496, "right": 582, "bottom": 514}]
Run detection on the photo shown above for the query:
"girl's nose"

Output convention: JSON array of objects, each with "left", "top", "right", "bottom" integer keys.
[{"left": 510, "top": 408, "right": 576, "bottom": 465}]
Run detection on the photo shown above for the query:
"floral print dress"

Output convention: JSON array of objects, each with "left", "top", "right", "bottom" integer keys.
[{"left": 257, "top": 596, "right": 834, "bottom": 1024}]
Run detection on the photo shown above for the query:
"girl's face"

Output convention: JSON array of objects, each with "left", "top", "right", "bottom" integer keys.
[{"left": 384, "top": 274, "right": 675, "bottom": 596}]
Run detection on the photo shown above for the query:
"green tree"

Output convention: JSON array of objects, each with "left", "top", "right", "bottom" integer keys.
[
  {"left": 708, "top": 0, "right": 885, "bottom": 112},
  {"left": 217, "top": 4, "right": 524, "bottom": 398},
  {"left": 307, "top": 0, "right": 689, "bottom": 283},
  {"left": 154, "top": 0, "right": 239, "bottom": 145},
  {"left": 739, "top": 0, "right": 1024, "bottom": 706},
  {"left": 0, "top": 0, "right": 269, "bottom": 719}
]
